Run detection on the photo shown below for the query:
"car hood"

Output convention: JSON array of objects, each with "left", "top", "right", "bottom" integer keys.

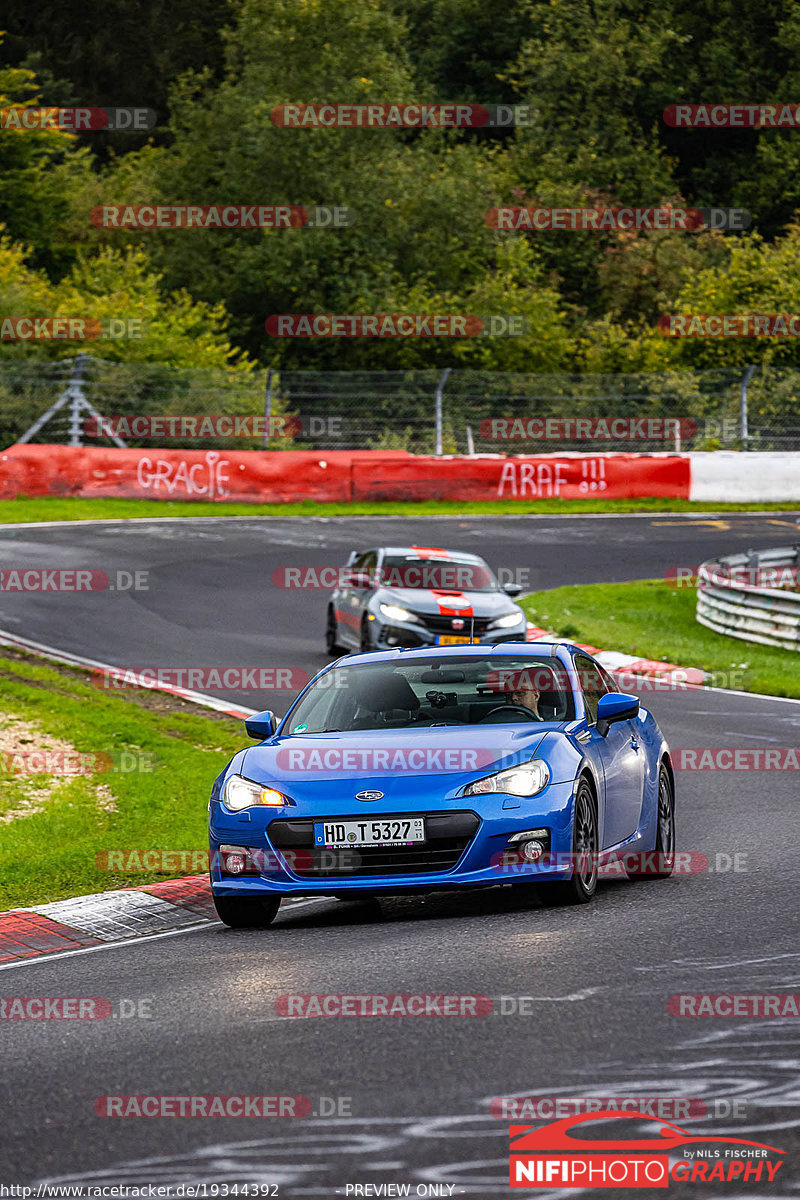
[
  {"left": 375, "top": 586, "right": 520, "bottom": 618},
  {"left": 242, "top": 724, "right": 551, "bottom": 787}
]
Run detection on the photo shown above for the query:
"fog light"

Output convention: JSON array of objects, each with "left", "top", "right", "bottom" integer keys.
[
  {"left": 520, "top": 839, "right": 545, "bottom": 862},
  {"left": 219, "top": 844, "right": 259, "bottom": 875}
]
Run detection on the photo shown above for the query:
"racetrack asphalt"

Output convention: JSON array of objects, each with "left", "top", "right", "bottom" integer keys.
[{"left": 1, "top": 512, "right": 798, "bottom": 1196}]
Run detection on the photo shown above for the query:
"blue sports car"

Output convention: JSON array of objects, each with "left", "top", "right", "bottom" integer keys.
[{"left": 208, "top": 642, "right": 676, "bottom": 927}]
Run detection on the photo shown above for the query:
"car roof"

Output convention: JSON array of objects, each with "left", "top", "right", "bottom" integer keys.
[
  {"left": 360, "top": 546, "right": 489, "bottom": 564},
  {"left": 334, "top": 641, "right": 589, "bottom": 666}
]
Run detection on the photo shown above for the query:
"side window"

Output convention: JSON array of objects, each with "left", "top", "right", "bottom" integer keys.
[
  {"left": 360, "top": 551, "right": 378, "bottom": 589},
  {"left": 574, "top": 654, "right": 609, "bottom": 723},
  {"left": 598, "top": 663, "right": 617, "bottom": 693},
  {"left": 349, "top": 551, "right": 372, "bottom": 587}
]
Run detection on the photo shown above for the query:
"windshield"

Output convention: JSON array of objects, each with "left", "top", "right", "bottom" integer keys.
[
  {"left": 283, "top": 656, "right": 575, "bottom": 732},
  {"left": 378, "top": 556, "right": 499, "bottom": 592}
]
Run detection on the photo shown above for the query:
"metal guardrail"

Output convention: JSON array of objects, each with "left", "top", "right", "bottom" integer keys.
[{"left": 696, "top": 545, "right": 800, "bottom": 651}]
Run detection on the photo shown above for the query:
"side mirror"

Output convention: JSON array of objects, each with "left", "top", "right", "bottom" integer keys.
[
  {"left": 245, "top": 710, "right": 279, "bottom": 740},
  {"left": 503, "top": 583, "right": 522, "bottom": 597},
  {"left": 596, "top": 692, "right": 639, "bottom": 737}
]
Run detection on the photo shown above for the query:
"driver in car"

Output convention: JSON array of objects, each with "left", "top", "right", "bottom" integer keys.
[{"left": 508, "top": 680, "right": 541, "bottom": 718}]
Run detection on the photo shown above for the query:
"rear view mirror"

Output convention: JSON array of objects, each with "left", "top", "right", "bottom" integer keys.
[
  {"left": 596, "top": 692, "right": 639, "bottom": 737},
  {"left": 245, "top": 710, "right": 279, "bottom": 739},
  {"left": 420, "top": 670, "right": 466, "bottom": 683}
]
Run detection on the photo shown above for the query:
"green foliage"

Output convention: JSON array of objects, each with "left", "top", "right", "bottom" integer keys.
[{"left": 6, "top": 0, "right": 800, "bottom": 373}]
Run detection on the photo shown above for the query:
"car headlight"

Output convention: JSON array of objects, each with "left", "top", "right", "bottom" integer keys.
[
  {"left": 489, "top": 611, "right": 525, "bottom": 629},
  {"left": 464, "top": 760, "right": 550, "bottom": 797},
  {"left": 221, "top": 774, "right": 288, "bottom": 811},
  {"left": 379, "top": 603, "right": 417, "bottom": 623}
]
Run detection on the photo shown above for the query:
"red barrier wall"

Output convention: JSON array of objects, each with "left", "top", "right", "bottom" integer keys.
[
  {"left": 0, "top": 445, "right": 691, "bottom": 503},
  {"left": 351, "top": 452, "right": 690, "bottom": 501},
  {"left": 0, "top": 446, "right": 388, "bottom": 504}
]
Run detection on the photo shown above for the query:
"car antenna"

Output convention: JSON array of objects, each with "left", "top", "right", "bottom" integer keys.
[{"left": 470, "top": 615, "right": 476, "bottom": 644}]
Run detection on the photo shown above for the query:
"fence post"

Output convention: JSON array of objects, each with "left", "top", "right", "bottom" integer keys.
[
  {"left": 263, "top": 368, "right": 275, "bottom": 450},
  {"left": 434, "top": 368, "right": 450, "bottom": 456},
  {"left": 739, "top": 364, "right": 756, "bottom": 446},
  {"left": 67, "top": 354, "right": 88, "bottom": 446}
]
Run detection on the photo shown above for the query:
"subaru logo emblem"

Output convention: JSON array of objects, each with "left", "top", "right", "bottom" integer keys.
[
  {"left": 451, "top": 618, "right": 465, "bottom": 630},
  {"left": 355, "top": 790, "right": 384, "bottom": 801}
]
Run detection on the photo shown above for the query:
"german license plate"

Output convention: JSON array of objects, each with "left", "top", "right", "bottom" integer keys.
[
  {"left": 437, "top": 634, "right": 472, "bottom": 645},
  {"left": 314, "top": 818, "right": 426, "bottom": 847}
]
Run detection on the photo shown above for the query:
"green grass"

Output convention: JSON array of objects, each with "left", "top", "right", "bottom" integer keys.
[
  {"left": 521, "top": 579, "right": 800, "bottom": 699},
  {"left": 0, "top": 497, "right": 799, "bottom": 523},
  {"left": 0, "top": 648, "right": 245, "bottom": 909}
]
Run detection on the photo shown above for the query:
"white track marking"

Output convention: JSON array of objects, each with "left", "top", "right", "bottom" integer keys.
[
  {"left": 0, "top": 511, "right": 797, "bottom": 532},
  {"left": 0, "top": 899, "right": 331, "bottom": 972},
  {"left": 0, "top": 627, "right": 258, "bottom": 717}
]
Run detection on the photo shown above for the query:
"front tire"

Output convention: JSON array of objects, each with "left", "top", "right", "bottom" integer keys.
[
  {"left": 213, "top": 894, "right": 281, "bottom": 928},
  {"left": 627, "top": 765, "right": 675, "bottom": 880},
  {"left": 538, "top": 778, "right": 598, "bottom": 906}
]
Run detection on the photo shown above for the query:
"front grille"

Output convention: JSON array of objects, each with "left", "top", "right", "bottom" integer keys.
[
  {"left": 268, "top": 810, "right": 479, "bottom": 878},
  {"left": 420, "top": 614, "right": 491, "bottom": 636}
]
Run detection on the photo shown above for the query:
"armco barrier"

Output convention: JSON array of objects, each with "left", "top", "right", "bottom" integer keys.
[
  {"left": 697, "top": 546, "right": 800, "bottom": 651},
  {"left": 0, "top": 445, "right": 692, "bottom": 503}
]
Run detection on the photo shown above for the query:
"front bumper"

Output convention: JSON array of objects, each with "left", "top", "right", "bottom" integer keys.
[
  {"left": 209, "top": 780, "right": 576, "bottom": 896},
  {"left": 370, "top": 614, "right": 528, "bottom": 649}
]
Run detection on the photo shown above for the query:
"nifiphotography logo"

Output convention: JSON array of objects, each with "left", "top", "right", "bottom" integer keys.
[{"left": 508, "top": 1111, "right": 785, "bottom": 1188}]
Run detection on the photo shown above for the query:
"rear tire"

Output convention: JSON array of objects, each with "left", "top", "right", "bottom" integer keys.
[
  {"left": 213, "top": 894, "right": 281, "bottom": 928},
  {"left": 626, "top": 766, "right": 675, "bottom": 880},
  {"left": 326, "top": 607, "right": 345, "bottom": 655},
  {"left": 538, "top": 778, "right": 598, "bottom": 906}
]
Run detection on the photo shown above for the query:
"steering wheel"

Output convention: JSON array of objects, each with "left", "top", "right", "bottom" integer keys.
[{"left": 478, "top": 704, "right": 542, "bottom": 723}]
